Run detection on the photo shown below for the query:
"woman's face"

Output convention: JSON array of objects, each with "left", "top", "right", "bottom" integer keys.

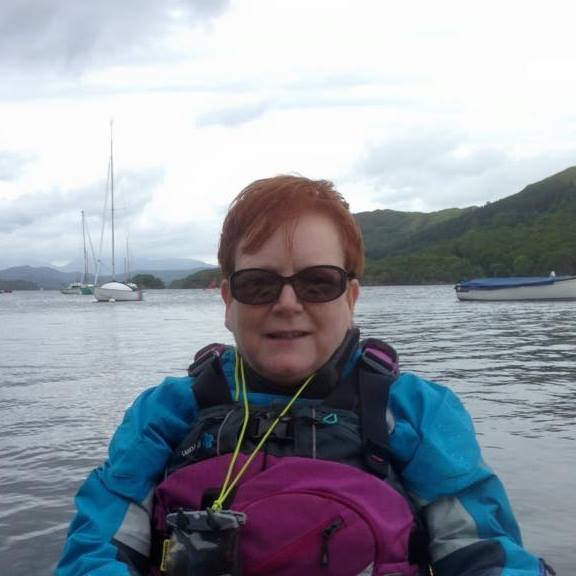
[{"left": 221, "top": 212, "right": 359, "bottom": 385}]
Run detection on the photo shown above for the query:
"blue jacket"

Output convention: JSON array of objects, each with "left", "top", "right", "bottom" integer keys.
[{"left": 57, "top": 347, "right": 546, "bottom": 575}]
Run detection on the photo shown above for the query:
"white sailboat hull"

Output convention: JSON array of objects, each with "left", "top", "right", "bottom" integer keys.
[
  {"left": 94, "top": 282, "right": 142, "bottom": 302},
  {"left": 455, "top": 276, "right": 576, "bottom": 301}
]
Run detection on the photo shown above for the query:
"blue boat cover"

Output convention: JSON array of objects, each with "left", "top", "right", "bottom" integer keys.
[{"left": 457, "top": 276, "right": 559, "bottom": 290}]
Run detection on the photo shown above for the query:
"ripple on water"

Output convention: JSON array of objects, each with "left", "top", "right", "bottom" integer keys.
[{"left": 1, "top": 287, "right": 575, "bottom": 574}]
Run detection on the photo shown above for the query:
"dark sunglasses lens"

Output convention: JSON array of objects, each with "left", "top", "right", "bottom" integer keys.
[
  {"left": 294, "top": 267, "right": 347, "bottom": 302},
  {"left": 231, "top": 270, "right": 281, "bottom": 304}
]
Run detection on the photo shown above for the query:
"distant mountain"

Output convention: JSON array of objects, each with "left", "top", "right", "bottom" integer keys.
[
  {"left": 133, "top": 267, "right": 216, "bottom": 284},
  {"left": 55, "top": 256, "right": 213, "bottom": 273},
  {"left": 0, "top": 266, "right": 81, "bottom": 290},
  {"left": 361, "top": 166, "right": 576, "bottom": 283},
  {"left": 0, "top": 261, "right": 216, "bottom": 290},
  {"left": 0, "top": 278, "right": 38, "bottom": 291}
]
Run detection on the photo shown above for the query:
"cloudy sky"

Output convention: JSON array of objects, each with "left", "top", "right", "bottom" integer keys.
[{"left": 2, "top": 0, "right": 576, "bottom": 270}]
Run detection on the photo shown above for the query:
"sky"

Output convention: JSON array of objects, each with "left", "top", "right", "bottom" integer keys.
[{"left": 2, "top": 0, "right": 576, "bottom": 270}]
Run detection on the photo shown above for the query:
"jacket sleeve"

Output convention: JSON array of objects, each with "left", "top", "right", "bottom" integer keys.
[
  {"left": 56, "top": 376, "right": 198, "bottom": 576},
  {"left": 388, "top": 373, "right": 547, "bottom": 576}
]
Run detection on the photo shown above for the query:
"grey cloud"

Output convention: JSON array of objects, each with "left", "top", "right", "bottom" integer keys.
[
  {"left": 358, "top": 132, "right": 506, "bottom": 181},
  {"left": 351, "top": 136, "right": 576, "bottom": 211},
  {"left": 352, "top": 132, "right": 510, "bottom": 209},
  {"left": 0, "top": 181, "right": 220, "bottom": 269},
  {"left": 0, "top": 150, "right": 35, "bottom": 181},
  {"left": 0, "top": 167, "right": 162, "bottom": 233},
  {"left": 0, "top": 221, "right": 219, "bottom": 270},
  {"left": 0, "top": 167, "right": 164, "bottom": 267},
  {"left": 196, "top": 100, "right": 272, "bottom": 127},
  {"left": 195, "top": 81, "right": 415, "bottom": 128},
  {"left": 130, "top": 220, "right": 218, "bottom": 263},
  {"left": 0, "top": 0, "right": 230, "bottom": 71}
]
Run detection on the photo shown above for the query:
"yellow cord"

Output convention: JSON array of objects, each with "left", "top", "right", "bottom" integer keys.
[
  {"left": 233, "top": 349, "right": 240, "bottom": 401},
  {"left": 212, "top": 352, "right": 250, "bottom": 510},
  {"left": 211, "top": 354, "right": 314, "bottom": 511}
]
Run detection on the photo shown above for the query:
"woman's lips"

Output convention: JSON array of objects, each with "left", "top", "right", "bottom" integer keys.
[{"left": 266, "top": 331, "right": 310, "bottom": 340}]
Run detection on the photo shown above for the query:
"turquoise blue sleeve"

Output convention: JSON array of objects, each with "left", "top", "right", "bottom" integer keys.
[
  {"left": 388, "top": 373, "right": 545, "bottom": 576},
  {"left": 56, "top": 376, "right": 198, "bottom": 576}
]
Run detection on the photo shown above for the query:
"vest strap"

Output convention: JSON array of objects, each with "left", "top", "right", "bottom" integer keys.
[
  {"left": 358, "top": 364, "right": 394, "bottom": 477},
  {"left": 192, "top": 350, "right": 233, "bottom": 408}
]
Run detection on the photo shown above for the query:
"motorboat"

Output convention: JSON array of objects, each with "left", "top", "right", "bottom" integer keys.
[{"left": 455, "top": 274, "right": 576, "bottom": 301}]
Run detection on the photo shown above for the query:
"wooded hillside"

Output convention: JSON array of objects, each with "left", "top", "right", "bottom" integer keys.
[{"left": 360, "top": 166, "right": 576, "bottom": 284}]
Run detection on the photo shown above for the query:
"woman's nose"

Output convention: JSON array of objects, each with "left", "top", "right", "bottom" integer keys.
[{"left": 273, "top": 283, "right": 304, "bottom": 311}]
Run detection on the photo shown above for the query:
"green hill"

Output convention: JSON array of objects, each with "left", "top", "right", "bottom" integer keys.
[
  {"left": 355, "top": 207, "right": 477, "bottom": 260},
  {"left": 361, "top": 166, "right": 576, "bottom": 284},
  {"left": 170, "top": 268, "right": 222, "bottom": 289}
]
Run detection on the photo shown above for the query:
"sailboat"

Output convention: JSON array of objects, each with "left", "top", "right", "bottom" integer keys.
[
  {"left": 61, "top": 210, "right": 95, "bottom": 295},
  {"left": 94, "top": 124, "right": 143, "bottom": 303},
  {"left": 60, "top": 282, "right": 84, "bottom": 295}
]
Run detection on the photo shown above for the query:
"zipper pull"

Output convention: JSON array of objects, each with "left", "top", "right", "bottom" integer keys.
[{"left": 320, "top": 518, "right": 344, "bottom": 566}]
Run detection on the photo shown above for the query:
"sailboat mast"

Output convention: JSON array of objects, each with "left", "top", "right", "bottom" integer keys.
[
  {"left": 81, "top": 210, "right": 88, "bottom": 284},
  {"left": 126, "top": 237, "right": 131, "bottom": 281},
  {"left": 110, "top": 121, "right": 116, "bottom": 281}
]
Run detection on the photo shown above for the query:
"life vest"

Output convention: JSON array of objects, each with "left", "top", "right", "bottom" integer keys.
[{"left": 149, "top": 339, "right": 429, "bottom": 576}]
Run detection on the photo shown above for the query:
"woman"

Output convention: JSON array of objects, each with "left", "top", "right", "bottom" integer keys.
[{"left": 57, "top": 175, "right": 548, "bottom": 575}]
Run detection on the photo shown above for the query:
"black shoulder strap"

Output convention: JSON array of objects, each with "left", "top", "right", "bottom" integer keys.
[
  {"left": 357, "top": 339, "right": 399, "bottom": 477},
  {"left": 188, "top": 343, "right": 233, "bottom": 409},
  {"left": 358, "top": 362, "right": 395, "bottom": 477}
]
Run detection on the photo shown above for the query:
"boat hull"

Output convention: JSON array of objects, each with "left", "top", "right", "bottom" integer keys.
[
  {"left": 61, "top": 282, "right": 94, "bottom": 295},
  {"left": 61, "top": 287, "right": 82, "bottom": 295},
  {"left": 94, "top": 282, "right": 143, "bottom": 302},
  {"left": 455, "top": 276, "right": 576, "bottom": 301}
]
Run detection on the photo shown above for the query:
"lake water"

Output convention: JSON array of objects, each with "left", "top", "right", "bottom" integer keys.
[{"left": 1, "top": 287, "right": 575, "bottom": 574}]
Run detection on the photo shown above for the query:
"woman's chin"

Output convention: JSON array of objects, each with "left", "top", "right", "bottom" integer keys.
[{"left": 259, "top": 361, "right": 315, "bottom": 386}]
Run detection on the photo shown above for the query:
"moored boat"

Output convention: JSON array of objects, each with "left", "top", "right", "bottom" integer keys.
[
  {"left": 61, "top": 211, "right": 95, "bottom": 295},
  {"left": 61, "top": 282, "right": 94, "bottom": 295},
  {"left": 93, "top": 122, "right": 142, "bottom": 303},
  {"left": 61, "top": 282, "right": 84, "bottom": 295},
  {"left": 455, "top": 274, "right": 576, "bottom": 301},
  {"left": 94, "top": 281, "right": 142, "bottom": 302}
]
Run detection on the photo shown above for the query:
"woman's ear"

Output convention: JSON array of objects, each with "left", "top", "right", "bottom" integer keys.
[
  {"left": 347, "top": 278, "right": 360, "bottom": 313},
  {"left": 220, "top": 278, "right": 231, "bottom": 304},
  {"left": 221, "top": 279, "right": 233, "bottom": 332}
]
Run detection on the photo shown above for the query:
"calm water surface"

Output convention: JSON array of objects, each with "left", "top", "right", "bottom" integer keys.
[{"left": 1, "top": 287, "right": 575, "bottom": 574}]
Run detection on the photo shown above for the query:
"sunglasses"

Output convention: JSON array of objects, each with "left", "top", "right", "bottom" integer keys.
[{"left": 229, "top": 265, "right": 355, "bottom": 305}]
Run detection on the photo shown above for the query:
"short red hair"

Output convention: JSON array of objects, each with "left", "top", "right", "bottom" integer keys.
[{"left": 218, "top": 175, "right": 364, "bottom": 278}]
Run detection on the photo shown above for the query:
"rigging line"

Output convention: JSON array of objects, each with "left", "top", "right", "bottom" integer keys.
[
  {"left": 84, "top": 215, "right": 98, "bottom": 277},
  {"left": 81, "top": 210, "right": 89, "bottom": 283}
]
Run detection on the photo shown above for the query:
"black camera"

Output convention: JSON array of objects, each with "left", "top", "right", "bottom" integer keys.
[{"left": 163, "top": 508, "right": 247, "bottom": 576}]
